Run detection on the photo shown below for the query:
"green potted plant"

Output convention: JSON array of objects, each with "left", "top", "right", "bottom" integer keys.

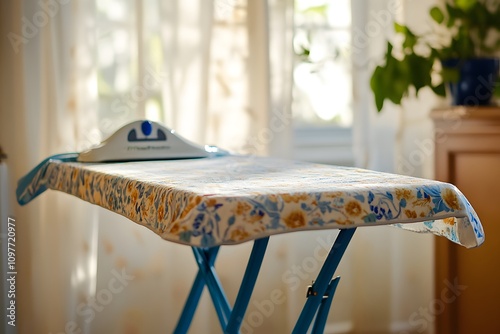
[{"left": 370, "top": 0, "right": 500, "bottom": 112}]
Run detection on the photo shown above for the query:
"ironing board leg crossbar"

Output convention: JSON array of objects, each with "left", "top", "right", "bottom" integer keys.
[{"left": 174, "top": 228, "right": 356, "bottom": 334}]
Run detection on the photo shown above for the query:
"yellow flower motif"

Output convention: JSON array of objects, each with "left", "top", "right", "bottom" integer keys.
[
  {"left": 157, "top": 205, "right": 165, "bottom": 221},
  {"left": 236, "top": 202, "right": 252, "bottom": 215},
  {"left": 413, "top": 198, "right": 431, "bottom": 207},
  {"left": 170, "top": 223, "right": 180, "bottom": 235},
  {"left": 247, "top": 211, "right": 264, "bottom": 224},
  {"left": 442, "top": 188, "right": 461, "bottom": 210},
  {"left": 396, "top": 188, "right": 413, "bottom": 200},
  {"left": 324, "top": 192, "right": 343, "bottom": 199},
  {"left": 93, "top": 191, "right": 101, "bottom": 205},
  {"left": 336, "top": 218, "right": 353, "bottom": 225},
  {"left": 158, "top": 225, "right": 166, "bottom": 234},
  {"left": 172, "top": 203, "right": 180, "bottom": 220},
  {"left": 78, "top": 185, "right": 85, "bottom": 197},
  {"left": 345, "top": 201, "right": 362, "bottom": 217},
  {"left": 404, "top": 210, "right": 417, "bottom": 219},
  {"left": 131, "top": 189, "right": 138, "bottom": 205},
  {"left": 282, "top": 193, "right": 309, "bottom": 203},
  {"left": 180, "top": 196, "right": 202, "bottom": 219},
  {"left": 206, "top": 198, "right": 218, "bottom": 207},
  {"left": 283, "top": 210, "right": 306, "bottom": 229},
  {"left": 230, "top": 228, "right": 250, "bottom": 241},
  {"left": 443, "top": 217, "right": 456, "bottom": 225},
  {"left": 147, "top": 193, "right": 155, "bottom": 207}
]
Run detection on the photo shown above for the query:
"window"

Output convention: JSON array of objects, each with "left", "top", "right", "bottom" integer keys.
[
  {"left": 293, "top": 0, "right": 352, "bottom": 127},
  {"left": 94, "top": 0, "right": 354, "bottom": 165},
  {"left": 96, "top": 0, "right": 165, "bottom": 138},
  {"left": 95, "top": 0, "right": 249, "bottom": 144},
  {"left": 292, "top": 0, "right": 354, "bottom": 165}
]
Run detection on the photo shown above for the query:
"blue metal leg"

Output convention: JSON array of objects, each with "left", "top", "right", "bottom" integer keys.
[
  {"left": 175, "top": 230, "right": 350, "bottom": 334},
  {"left": 174, "top": 238, "right": 269, "bottom": 334},
  {"left": 174, "top": 247, "right": 220, "bottom": 334},
  {"left": 311, "top": 277, "right": 340, "bottom": 334},
  {"left": 192, "top": 247, "right": 232, "bottom": 329},
  {"left": 292, "top": 228, "right": 356, "bottom": 334},
  {"left": 225, "top": 237, "right": 270, "bottom": 334}
]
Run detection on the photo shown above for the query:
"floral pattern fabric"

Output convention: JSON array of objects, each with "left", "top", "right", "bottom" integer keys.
[{"left": 17, "top": 155, "right": 484, "bottom": 248}]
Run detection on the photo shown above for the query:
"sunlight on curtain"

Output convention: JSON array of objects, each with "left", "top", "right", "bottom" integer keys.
[
  {"left": 293, "top": 0, "right": 353, "bottom": 126},
  {"left": 84, "top": 0, "right": 296, "bottom": 333},
  {"left": 351, "top": 1, "right": 438, "bottom": 333},
  {"left": 0, "top": 1, "right": 100, "bottom": 333},
  {"left": 2, "top": 0, "right": 440, "bottom": 333}
]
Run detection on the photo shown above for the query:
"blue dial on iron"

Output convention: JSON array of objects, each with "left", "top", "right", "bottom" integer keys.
[{"left": 141, "top": 121, "right": 153, "bottom": 136}]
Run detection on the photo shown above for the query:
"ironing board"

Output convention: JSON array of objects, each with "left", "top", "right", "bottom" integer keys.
[{"left": 17, "top": 154, "right": 484, "bottom": 334}]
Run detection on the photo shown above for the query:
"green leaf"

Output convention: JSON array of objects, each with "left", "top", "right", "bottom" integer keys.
[
  {"left": 446, "top": 16, "right": 455, "bottom": 28},
  {"left": 395, "top": 23, "right": 417, "bottom": 39},
  {"left": 370, "top": 0, "right": 500, "bottom": 112},
  {"left": 407, "top": 54, "right": 433, "bottom": 94},
  {"left": 493, "top": 5, "right": 500, "bottom": 30},
  {"left": 431, "top": 83, "right": 447, "bottom": 97},
  {"left": 441, "top": 67, "right": 460, "bottom": 83},
  {"left": 455, "top": 0, "right": 476, "bottom": 12},
  {"left": 446, "top": 3, "right": 466, "bottom": 19},
  {"left": 386, "top": 41, "right": 393, "bottom": 55},
  {"left": 456, "top": 25, "right": 475, "bottom": 58},
  {"left": 394, "top": 23, "right": 418, "bottom": 51},
  {"left": 385, "top": 56, "right": 411, "bottom": 105},
  {"left": 301, "top": 4, "right": 328, "bottom": 16},
  {"left": 370, "top": 66, "right": 386, "bottom": 112},
  {"left": 430, "top": 6, "right": 444, "bottom": 24},
  {"left": 494, "top": 80, "right": 500, "bottom": 98},
  {"left": 370, "top": 41, "right": 432, "bottom": 111},
  {"left": 394, "top": 22, "right": 406, "bottom": 33},
  {"left": 403, "top": 34, "right": 417, "bottom": 50}
]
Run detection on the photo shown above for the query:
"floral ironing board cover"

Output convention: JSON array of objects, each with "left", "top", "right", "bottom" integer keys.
[{"left": 17, "top": 154, "right": 484, "bottom": 248}]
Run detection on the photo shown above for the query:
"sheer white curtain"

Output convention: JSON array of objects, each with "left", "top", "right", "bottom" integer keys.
[
  {"left": 1, "top": 0, "right": 443, "bottom": 333},
  {"left": 156, "top": 0, "right": 293, "bottom": 157},
  {"left": 352, "top": 0, "right": 440, "bottom": 333},
  {"left": 1, "top": 0, "right": 297, "bottom": 333},
  {"left": 2, "top": 1, "right": 99, "bottom": 333},
  {"left": 92, "top": 1, "right": 294, "bottom": 333}
]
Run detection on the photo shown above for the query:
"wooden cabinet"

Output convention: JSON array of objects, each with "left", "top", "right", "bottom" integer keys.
[{"left": 432, "top": 107, "right": 500, "bottom": 334}]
